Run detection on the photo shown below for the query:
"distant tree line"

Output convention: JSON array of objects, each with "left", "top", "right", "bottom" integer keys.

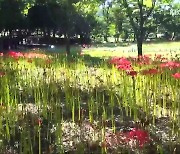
[{"left": 0, "top": 0, "right": 179, "bottom": 55}]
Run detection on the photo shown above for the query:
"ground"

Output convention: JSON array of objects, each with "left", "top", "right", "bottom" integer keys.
[{"left": 83, "top": 41, "right": 180, "bottom": 57}]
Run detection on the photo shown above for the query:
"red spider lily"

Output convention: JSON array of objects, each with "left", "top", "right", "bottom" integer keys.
[
  {"left": 141, "top": 68, "right": 159, "bottom": 75},
  {"left": 0, "top": 72, "right": 5, "bottom": 77},
  {"left": 117, "top": 58, "right": 131, "bottom": 65},
  {"left": 102, "top": 129, "right": 150, "bottom": 149},
  {"left": 110, "top": 57, "right": 131, "bottom": 66},
  {"left": 160, "top": 61, "right": 180, "bottom": 69},
  {"left": 125, "top": 128, "right": 150, "bottom": 148},
  {"left": 109, "top": 57, "right": 119, "bottom": 65},
  {"left": 127, "top": 71, "right": 137, "bottom": 77},
  {"left": 7, "top": 51, "right": 24, "bottom": 58},
  {"left": 154, "top": 54, "right": 168, "bottom": 62},
  {"left": 172, "top": 73, "right": 180, "bottom": 79},
  {"left": 24, "top": 52, "right": 48, "bottom": 59},
  {"left": 137, "top": 55, "right": 152, "bottom": 65},
  {"left": 117, "top": 64, "right": 133, "bottom": 71},
  {"left": 110, "top": 57, "right": 134, "bottom": 72}
]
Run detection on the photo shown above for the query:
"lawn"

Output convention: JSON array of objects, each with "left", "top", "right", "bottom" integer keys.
[
  {"left": 83, "top": 41, "right": 180, "bottom": 58},
  {"left": 0, "top": 42, "right": 180, "bottom": 153}
]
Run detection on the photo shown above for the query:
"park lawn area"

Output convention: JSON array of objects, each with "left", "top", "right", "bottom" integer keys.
[{"left": 83, "top": 41, "right": 180, "bottom": 58}]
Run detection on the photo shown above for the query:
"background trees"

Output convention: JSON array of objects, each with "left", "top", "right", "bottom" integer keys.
[{"left": 0, "top": 0, "right": 179, "bottom": 55}]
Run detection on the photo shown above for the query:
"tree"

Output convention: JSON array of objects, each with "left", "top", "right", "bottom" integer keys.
[
  {"left": 60, "top": 0, "right": 98, "bottom": 54},
  {"left": 0, "top": 0, "right": 26, "bottom": 50},
  {"left": 153, "top": 4, "right": 180, "bottom": 40},
  {"left": 74, "top": 0, "right": 101, "bottom": 43},
  {"left": 101, "top": 0, "right": 113, "bottom": 42},
  {"left": 27, "top": 4, "right": 56, "bottom": 36},
  {"left": 120, "top": 0, "right": 175, "bottom": 55},
  {"left": 111, "top": 3, "right": 126, "bottom": 42},
  {"left": 0, "top": 0, "right": 25, "bottom": 33},
  {"left": 120, "top": 0, "right": 157, "bottom": 55}
]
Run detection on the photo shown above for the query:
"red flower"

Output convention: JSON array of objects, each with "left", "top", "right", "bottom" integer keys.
[
  {"left": 127, "top": 71, "right": 137, "bottom": 77},
  {"left": 141, "top": 68, "right": 159, "bottom": 75},
  {"left": 160, "top": 61, "right": 180, "bottom": 69},
  {"left": 7, "top": 51, "right": 24, "bottom": 58},
  {"left": 117, "top": 64, "right": 133, "bottom": 71},
  {"left": 125, "top": 128, "right": 150, "bottom": 147},
  {"left": 24, "top": 52, "right": 47, "bottom": 59},
  {"left": 172, "top": 73, "right": 180, "bottom": 79},
  {"left": 110, "top": 57, "right": 131, "bottom": 66},
  {"left": 0, "top": 53, "right": 3, "bottom": 56},
  {"left": 110, "top": 57, "right": 134, "bottom": 71},
  {"left": 137, "top": 55, "right": 152, "bottom": 65}
]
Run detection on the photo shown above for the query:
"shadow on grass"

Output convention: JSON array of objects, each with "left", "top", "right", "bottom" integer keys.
[
  {"left": 81, "top": 54, "right": 107, "bottom": 67},
  {"left": 94, "top": 42, "right": 130, "bottom": 48},
  {"left": 52, "top": 53, "right": 109, "bottom": 68}
]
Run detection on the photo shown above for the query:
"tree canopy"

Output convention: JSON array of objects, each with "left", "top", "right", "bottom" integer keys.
[{"left": 0, "top": 0, "right": 178, "bottom": 55}]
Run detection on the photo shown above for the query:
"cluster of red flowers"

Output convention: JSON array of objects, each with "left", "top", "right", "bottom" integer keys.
[
  {"left": 110, "top": 57, "right": 131, "bottom": 66},
  {"left": 0, "top": 51, "right": 48, "bottom": 59},
  {"left": 141, "top": 68, "right": 159, "bottom": 75},
  {"left": 103, "top": 128, "right": 150, "bottom": 149},
  {"left": 110, "top": 57, "right": 133, "bottom": 71},
  {"left": 154, "top": 54, "right": 168, "bottom": 62},
  {"left": 126, "top": 71, "right": 137, "bottom": 77},
  {"left": 7, "top": 51, "right": 24, "bottom": 58},
  {"left": 23, "top": 52, "right": 48, "bottom": 59},
  {"left": 137, "top": 55, "right": 152, "bottom": 65},
  {"left": 172, "top": 73, "right": 180, "bottom": 79},
  {"left": 110, "top": 55, "right": 180, "bottom": 79},
  {"left": 160, "top": 61, "right": 180, "bottom": 69},
  {"left": 0, "top": 50, "right": 52, "bottom": 65},
  {"left": 125, "top": 128, "right": 150, "bottom": 148}
]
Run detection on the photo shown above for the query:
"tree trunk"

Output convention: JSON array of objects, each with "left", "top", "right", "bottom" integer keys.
[
  {"left": 137, "top": 38, "right": 143, "bottom": 56},
  {"left": 104, "top": 35, "right": 108, "bottom": 42},
  {"left": 53, "top": 29, "right": 56, "bottom": 38},
  {"left": 47, "top": 28, "right": 51, "bottom": 37},
  {"left": 171, "top": 32, "right": 175, "bottom": 41},
  {"left": 65, "top": 34, "right": 70, "bottom": 55}
]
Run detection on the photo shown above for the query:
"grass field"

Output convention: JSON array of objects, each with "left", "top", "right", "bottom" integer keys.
[
  {"left": 83, "top": 41, "right": 180, "bottom": 57},
  {"left": 21, "top": 41, "right": 180, "bottom": 58}
]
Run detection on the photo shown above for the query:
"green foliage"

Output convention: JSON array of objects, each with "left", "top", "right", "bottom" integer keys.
[
  {"left": 0, "top": 0, "right": 25, "bottom": 30},
  {"left": 0, "top": 0, "right": 177, "bottom": 53}
]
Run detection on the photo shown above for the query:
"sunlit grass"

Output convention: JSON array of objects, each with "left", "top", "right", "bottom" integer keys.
[{"left": 83, "top": 41, "right": 180, "bottom": 58}]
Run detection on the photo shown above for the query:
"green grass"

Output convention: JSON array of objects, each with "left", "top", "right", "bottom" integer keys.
[
  {"left": 20, "top": 41, "right": 180, "bottom": 58},
  {"left": 83, "top": 41, "right": 180, "bottom": 58}
]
